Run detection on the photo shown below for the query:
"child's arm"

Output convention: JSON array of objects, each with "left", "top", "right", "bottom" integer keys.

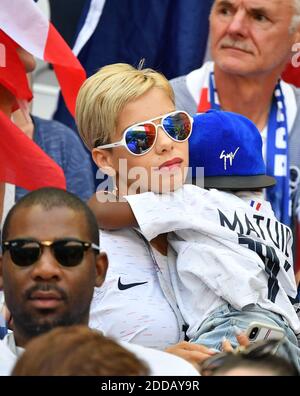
[{"left": 88, "top": 192, "right": 138, "bottom": 230}]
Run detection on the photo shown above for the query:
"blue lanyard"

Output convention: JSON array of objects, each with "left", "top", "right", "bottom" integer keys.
[
  {"left": 208, "top": 72, "right": 291, "bottom": 226},
  {"left": 265, "top": 87, "right": 290, "bottom": 225}
]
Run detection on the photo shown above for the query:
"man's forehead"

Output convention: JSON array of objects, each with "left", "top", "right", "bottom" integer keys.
[
  {"left": 7, "top": 205, "right": 88, "bottom": 240},
  {"left": 214, "top": 0, "right": 290, "bottom": 10}
]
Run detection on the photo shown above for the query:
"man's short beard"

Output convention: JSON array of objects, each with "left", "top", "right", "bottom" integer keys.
[{"left": 12, "top": 309, "right": 88, "bottom": 339}]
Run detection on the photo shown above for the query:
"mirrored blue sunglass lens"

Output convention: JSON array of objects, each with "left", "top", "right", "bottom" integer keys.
[
  {"left": 125, "top": 124, "right": 156, "bottom": 154},
  {"left": 163, "top": 112, "right": 191, "bottom": 141}
]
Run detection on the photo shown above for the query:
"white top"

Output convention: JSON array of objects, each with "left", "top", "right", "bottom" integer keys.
[
  {"left": 126, "top": 185, "right": 300, "bottom": 339},
  {"left": 89, "top": 228, "right": 185, "bottom": 350},
  {"left": 0, "top": 332, "right": 199, "bottom": 376},
  {"left": 119, "top": 341, "right": 199, "bottom": 376},
  {"left": 0, "top": 333, "right": 23, "bottom": 376}
]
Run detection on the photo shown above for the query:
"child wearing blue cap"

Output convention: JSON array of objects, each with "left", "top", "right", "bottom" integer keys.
[
  {"left": 123, "top": 111, "right": 300, "bottom": 366},
  {"left": 78, "top": 65, "right": 300, "bottom": 368}
]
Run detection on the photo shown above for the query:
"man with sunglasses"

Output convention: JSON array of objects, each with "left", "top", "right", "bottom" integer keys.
[
  {"left": 0, "top": 187, "right": 107, "bottom": 374},
  {"left": 0, "top": 187, "right": 199, "bottom": 375}
]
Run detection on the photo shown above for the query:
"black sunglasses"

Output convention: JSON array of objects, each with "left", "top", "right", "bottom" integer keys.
[
  {"left": 2, "top": 238, "right": 100, "bottom": 267},
  {"left": 200, "top": 338, "right": 286, "bottom": 376}
]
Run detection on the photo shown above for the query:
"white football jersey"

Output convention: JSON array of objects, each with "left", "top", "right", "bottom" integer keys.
[
  {"left": 126, "top": 185, "right": 300, "bottom": 339},
  {"left": 89, "top": 228, "right": 185, "bottom": 349}
]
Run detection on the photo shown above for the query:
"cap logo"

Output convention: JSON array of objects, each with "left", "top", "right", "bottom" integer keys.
[{"left": 220, "top": 147, "right": 240, "bottom": 170}]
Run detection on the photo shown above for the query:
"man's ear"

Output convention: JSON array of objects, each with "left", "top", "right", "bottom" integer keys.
[
  {"left": 92, "top": 148, "right": 116, "bottom": 177},
  {"left": 95, "top": 252, "right": 108, "bottom": 287}
]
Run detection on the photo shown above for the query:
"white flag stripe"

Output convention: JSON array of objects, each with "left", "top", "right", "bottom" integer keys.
[
  {"left": 73, "top": 0, "right": 106, "bottom": 56},
  {"left": 0, "top": 0, "right": 49, "bottom": 59}
]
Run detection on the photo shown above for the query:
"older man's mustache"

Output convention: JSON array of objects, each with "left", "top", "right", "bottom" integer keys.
[{"left": 220, "top": 38, "right": 253, "bottom": 53}]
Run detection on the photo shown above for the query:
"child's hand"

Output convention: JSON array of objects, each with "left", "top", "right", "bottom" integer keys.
[
  {"left": 222, "top": 328, "right": 250, "bottom": 353},
  {"left": 165, "top": 341, "right": 217, "bottom": 368}
]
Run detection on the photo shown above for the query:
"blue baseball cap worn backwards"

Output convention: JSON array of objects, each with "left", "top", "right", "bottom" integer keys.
[{"left": 189, "top": 110, "right": 276, "bottom": 190}]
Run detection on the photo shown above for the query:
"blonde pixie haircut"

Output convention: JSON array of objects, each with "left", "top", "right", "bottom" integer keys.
[
  {"left": 76, "top": 63, "right": 174, "bottom": 150},
  {"left": 75, "top": 63, "right": 174, "bottom": 151}
]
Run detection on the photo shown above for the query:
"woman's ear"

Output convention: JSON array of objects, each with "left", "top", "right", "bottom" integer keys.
[{"left": 92, "top": 148, "right": 116, "bottom": 177}]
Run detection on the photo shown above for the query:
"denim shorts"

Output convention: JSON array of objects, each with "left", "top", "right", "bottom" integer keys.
[{"left": 192, "top": 303, "right": 300, "bottom": 372}]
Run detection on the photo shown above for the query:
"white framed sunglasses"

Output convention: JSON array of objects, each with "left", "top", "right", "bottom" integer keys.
[{"left": 95, "top": 110, "right": 193, "bottom": 156}]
